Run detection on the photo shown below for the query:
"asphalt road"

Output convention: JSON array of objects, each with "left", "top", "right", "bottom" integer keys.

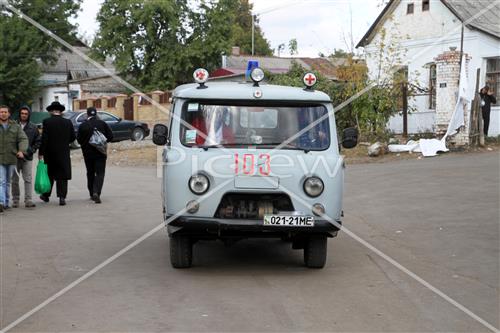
[{"left": 1, "top": 151, "right": 498, "bottom": 332}]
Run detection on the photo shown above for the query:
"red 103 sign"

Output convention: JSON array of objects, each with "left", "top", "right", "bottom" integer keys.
[{"left": 234, "top": 154, "right": 271, "bottom": 176}]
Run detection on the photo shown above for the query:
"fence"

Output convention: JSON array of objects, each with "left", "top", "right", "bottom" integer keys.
[{"left": 72, "top": 90, "right": 171, "bottom": 129}]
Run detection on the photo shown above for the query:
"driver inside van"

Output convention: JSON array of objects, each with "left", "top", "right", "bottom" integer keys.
[
  {"left": 297, "top": 107, "right": 329, "bottom": 149},
  {"left": 190, "top": 112, "right": 207, "bottom": 145},
  {"left": 205, "top": 106, "right": 234, "bottom": 146},
  {"left": 187, "top": 106, "right": 234, "bottom": 146}
]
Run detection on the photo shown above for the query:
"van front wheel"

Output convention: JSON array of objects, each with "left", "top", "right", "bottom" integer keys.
[
  {"left": 170, "top": 235, "right": 193, "bottom": 268},
  {"left": 304, "top": 236, "right": 327, "bottom": 268}
]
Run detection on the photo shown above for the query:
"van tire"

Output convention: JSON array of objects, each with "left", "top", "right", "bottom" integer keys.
[
  {"left": 304, "top": 236, "right": 327, "bottom": 268},
  {"left": 170, "top": 235, "right": 192, "bottom": 268}
]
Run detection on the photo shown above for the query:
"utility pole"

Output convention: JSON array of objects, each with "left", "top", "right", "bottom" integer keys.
[
  {"left": 458, "top": 23, "right": 464, "bottom": 83},
  {"left": 252, "top": 15, "right": 255, "bottom": 56},
  {"left": 402, "top": 81, "right": 408, "bottom": 138},
  {"left": 65, "top": 59, "right": 72, "bottom": 112}
]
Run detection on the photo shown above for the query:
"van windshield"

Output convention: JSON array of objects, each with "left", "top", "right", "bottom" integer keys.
[{"left": 180, "top": 102, "right": 330, "bottom": 150}]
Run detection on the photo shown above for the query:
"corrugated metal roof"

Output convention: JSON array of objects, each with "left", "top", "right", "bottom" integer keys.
[
  {"left": 300, "top": 58, "right": 342, "bottom": 79},
  {"left": 226, "top": 56, "right": 295, "bottom": 72},
  {"left": 39, "top": 46, "right": 116, "bottom": 78},
  {"left": 223, "top": 55, "right": 340, "bottom": 80},
  {"left": 442, "top": 0, "right": 500, "bottom": 39}
]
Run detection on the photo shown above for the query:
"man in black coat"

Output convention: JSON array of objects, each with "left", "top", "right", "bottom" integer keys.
[
  {"left": 479, "top": 86, "right": 497, "bottom": 136},
  {"left": 12, "top": 106, "right": 41, "bottom": 208},
  {"left": 39, "top": 101, "right": 76, "bottom": 206},
  {"left": 77, "top": 107, "right": 113, "bottom": 204}
]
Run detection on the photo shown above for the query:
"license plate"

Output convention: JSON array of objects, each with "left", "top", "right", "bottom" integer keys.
[{"left": 263, "top": 215, "right": 315, "bottom": 227}]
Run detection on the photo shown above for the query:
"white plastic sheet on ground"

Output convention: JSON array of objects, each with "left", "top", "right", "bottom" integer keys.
[{"left": 388, "top": 55, "right": 471, "bottom": 157}]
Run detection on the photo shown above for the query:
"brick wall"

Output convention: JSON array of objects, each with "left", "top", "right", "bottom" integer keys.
[{"left": 73, "top": 91, "right": 171, "bottom": 129}]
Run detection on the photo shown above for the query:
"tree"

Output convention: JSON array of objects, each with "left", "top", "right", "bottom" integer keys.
[
  {"left": 0, "top": 0, "right": 82, "bottom": 108},
  {"left": 231, "top": 0, "right": 272, "bottom": 56},
  {"left": 8, "top": 0, "right": 82, "bottom": 63},
  {"left": 93, "top": 0, "right": 273, "bottom": 90},
  {"left": 268, "top": 27, "right": 420, "bottom": 140},
  {"left": 329, "top": 48, "right": 351, "bottom": 59},
  {"left": 92, "top": 0, "right": 190, "bottom": 90},
  {"left": 269, "top": 61, "right": 336, "bottom": 95},
  {"left": 186, "top": 0, "right": 238, "bottom": 82},
  {"left": 276, "top": 43, "right": 285, "bottom": 57},
  {"left": 288, "top": 38, "right": 298, "bottom": 56},
  {"left": 0, "top": 16, "right": 42, "bottom": 108}
]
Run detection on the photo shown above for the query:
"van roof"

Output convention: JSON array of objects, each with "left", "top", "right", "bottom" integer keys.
[{"left": 173, "top": 82, "right": 331, "bottom": 103}]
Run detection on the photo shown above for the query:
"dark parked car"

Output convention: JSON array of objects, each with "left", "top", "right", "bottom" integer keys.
[{"left": 63, "top": 111, "right": 150, "bottom": 144}]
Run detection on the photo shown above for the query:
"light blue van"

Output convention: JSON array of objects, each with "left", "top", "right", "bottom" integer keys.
[{"left": 152, "top": 68, "right": 358, "bottom": 268}]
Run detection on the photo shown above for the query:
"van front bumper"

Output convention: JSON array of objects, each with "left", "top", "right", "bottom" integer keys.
[{"left": 165, "top": 216, "right": 341, "bottom": 238}]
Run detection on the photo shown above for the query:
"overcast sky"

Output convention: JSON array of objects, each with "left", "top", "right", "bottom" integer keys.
[{"left": 74, "top": 0, "right": 381, "bottom": 57}]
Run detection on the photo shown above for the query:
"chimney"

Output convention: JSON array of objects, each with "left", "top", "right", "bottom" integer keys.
[
  {"left": 231, "top": 46, "right": 240, "bottom": 56},
  {"left": 434, "top": 50, "right": 471, "bottom": 146}
]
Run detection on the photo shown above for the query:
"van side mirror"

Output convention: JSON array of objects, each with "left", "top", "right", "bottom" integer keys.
[
  {"left": 341, "top": 127, "right": 358, "bottom": 149},
  {"left": 153, "top": 124, "right": 169, "bottom": 146}
]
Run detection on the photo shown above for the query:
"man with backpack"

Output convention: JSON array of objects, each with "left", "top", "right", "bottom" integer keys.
[{"left": 77, "top": 107, "right": 113, "bottom": 204}]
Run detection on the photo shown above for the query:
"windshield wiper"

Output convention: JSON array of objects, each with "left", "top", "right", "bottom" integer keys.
[
  {"left": 201, "top": 144, "right": 223, "bottom": 150},
  {"left": 257, "top": 142, "right": 300, "bottom": 149}
]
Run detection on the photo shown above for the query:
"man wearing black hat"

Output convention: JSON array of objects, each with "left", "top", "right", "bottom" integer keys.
[
  {"left": 77, "top": 107, "right": 113, "bottom": 204},
  {"left": 39, "top": 101, "right": 76, "bottom": 206}
]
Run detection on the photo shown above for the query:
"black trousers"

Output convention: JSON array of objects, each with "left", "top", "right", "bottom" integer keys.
[
  {"left": 482, "top": 110, "right": 490, "bottom": 136},
  {"left": 44, "top": 177, "right": 68, "bottom": 199},
  {"left": 84, "top": 155, "right": 107, "bottom": 197}
]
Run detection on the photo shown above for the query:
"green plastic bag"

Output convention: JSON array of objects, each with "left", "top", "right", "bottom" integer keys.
[{"left": 35, "top": 161, "right": 51, "bottom": 195}]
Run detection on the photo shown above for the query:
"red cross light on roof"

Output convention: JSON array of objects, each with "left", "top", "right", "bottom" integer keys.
[
  {"left": 303, "top": 73, "right": 317, "bottom": 87},
  {"left": 193, "top": 68, "right": 209, "bottom": 84},
  {"left": 196, "top": 71, "right": 205, "bottom": 80}
]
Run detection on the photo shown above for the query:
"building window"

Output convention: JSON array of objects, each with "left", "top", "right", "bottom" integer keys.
[
  {"left": 407, "top": 3, "right": 414, "bottom": 14},
  {"left": 39, "top": 97, "right": 43, "bottom": 112},
  {"left": 422, "top": 0, "right": 430, "bottom": 11},
  {"left": 429, "top": 64, "right": 436, "bottom": 109},
  {"left": 486, "top": 57, "right": 500, "bottom": 97},
  {"left": 54, "top": 96, "right": 59, "bottom": 102}
]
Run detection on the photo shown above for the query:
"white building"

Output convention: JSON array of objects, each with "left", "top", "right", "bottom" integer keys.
[
  {"left": 357, "top": 0, "right": 500, "bottom": 136},
  {"left": 32, "top": 45, "right": 123, "bottom": 112}
]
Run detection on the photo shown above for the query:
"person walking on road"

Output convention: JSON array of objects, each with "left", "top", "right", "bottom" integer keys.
[
  {"left": 479, "top": 86, "right": 497, "bottom": 137},
  {"left": 39, "top": 101, "right": 76, "bottom": 206},
  {"left": 12, "top": 106, "right": 41, "bottom": 208},
  {"left": 77, "top": 107, "right": 113, "bottom": 204},
  {"left": 0, "top": 105, "right": 28, "bottom": 212}
]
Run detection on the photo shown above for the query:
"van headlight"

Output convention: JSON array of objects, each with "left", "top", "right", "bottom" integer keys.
[
  {"left": 189, "top": 174, "right": 210, "bottom": 195},
  {"left": 303, "top": 177, "right": 324, "bottom": 197}
]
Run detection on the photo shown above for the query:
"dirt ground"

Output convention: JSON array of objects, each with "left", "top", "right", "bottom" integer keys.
[{"left": 71, "top": 140, "right": 500, "bottom": 167}]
